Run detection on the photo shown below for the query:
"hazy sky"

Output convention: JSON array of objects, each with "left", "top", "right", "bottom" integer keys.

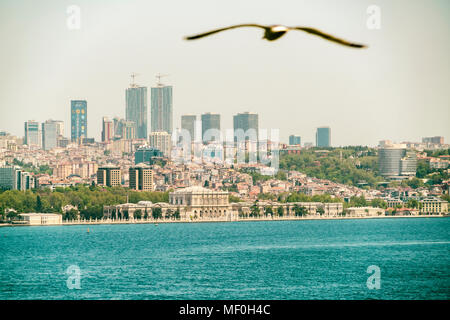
[{"left": 0, "top": 0, "right": 449, "bottom": 146}]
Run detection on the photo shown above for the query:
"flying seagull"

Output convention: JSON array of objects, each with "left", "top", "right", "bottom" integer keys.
[{"left": 184, "top": 24, "right": 367, "bottom": 48}]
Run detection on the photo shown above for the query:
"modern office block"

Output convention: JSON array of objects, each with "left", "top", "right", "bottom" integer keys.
[
  {"left": 24, "top": 121, "right": 41, "bottom": 147},
  {"left": 97, "top": 166, "right": 121, "bottom": 187},
  {"left": 289, "top": 135, "right": 301, "bottom": 146},
  {"left": 134, "top": 147, "right": 163, "bottom": 165},
  {"left": 316, "top": 127, "right": 331, "bottom": 147},
  {"left": 233, "top": 112, "right": 258, "bottom": 142},
  {"left": 129, "top": 164, "right": 154, "bottom": 191},
  {"left": 181, "top": 115, "right": 197, "bottom": 142},
  {"left": 42, "top": 120, "right": 58, "bottom": 150},
  {"left": 201, "top": 113, "right": 220, "bottom": 143}
]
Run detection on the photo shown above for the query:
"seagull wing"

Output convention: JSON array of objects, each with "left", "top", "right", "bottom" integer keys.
[
  {"left": 184, "top": 24, "right": 267, "bottom": 40},
  {"left": 291, "top": 27, "right": 367, "bottom": 48}
]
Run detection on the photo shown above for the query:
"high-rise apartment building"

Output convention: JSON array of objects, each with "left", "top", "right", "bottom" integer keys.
[
  {"left": 289, "top": 135, "right": 301, "bottom": 146},
  {"left": 42, "top": 120, "right": 58, "bottom": 150},
  {"left": 316, "top": 127, "right": 331, "bottom": 147},
  {"left": 151, "top": 83, "right": 173, "bottom": 134},
  {"left": 126, "top": 85, "right": 148, "bottom": 139},
  {"left": 101, "top": 117, "right": 114, "bottom": 142},
  {"left": 129, "top": 163, "right": 154, "bottom": 191},
  {"left": 181, "top": 115, "right": 197, "bottom": 142},
  {"left": 71, "top": 100, "right": 87, "bottom": 143},
  {"left": 24, "top": 121, "right": 41, "bottom": 147},
  {"left": 149, "top": 131, "right": 171, "bottom": 157},
  {"left": 97, "top": 166, "right": 121, "bottom": 187},
  {"left": 233, "top": 112, "right": 258, "bottom": 142},
  {"left": 201, "top": 113, "right": 220, "bottom": 143}
]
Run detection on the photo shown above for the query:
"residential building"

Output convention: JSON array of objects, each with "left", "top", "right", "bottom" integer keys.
[
  {"left": 126, "top": 85, "right": 148, "bottom": 139},
  {"left": 149, "top": 131, "right": 171, "bottom": 157},
  {"left": 151, "top": 82, "right": 173, "bottom": 134},
  {"left": 101, "top": 117, "right": 114, "bottom": 142}
]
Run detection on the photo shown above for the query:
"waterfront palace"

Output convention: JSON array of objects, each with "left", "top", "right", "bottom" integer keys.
[{"left": 103, "top": 186, "right": 343, "bottom": 220}]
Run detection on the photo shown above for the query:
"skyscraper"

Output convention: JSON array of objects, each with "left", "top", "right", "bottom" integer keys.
[
  {"left": 181, "top": 115, "right": 197, "bottom": 142},
  {"left": 151, "top": 82, "right": 173, "bottom": 134},
  {"left": 101, "top": 117, "right": 114, "bottom": 142},
  {"left": 201, "top": 113, "right": 220, "bottom": 143},
  {"left": 42, "top": 120, "right": 58, "bottom": 150},
  {"left": 71, "top": 100, "right": 87, "bottom": 143},
  {"left": 24, "top": 121, "right": 41, "bottom": 147},
  {"left": 316, "top": 127, "right": 331, "bottom": 147},
  {"left": 126, "top": 85, "right": 147, "bottom": 139},
  {"left": 289, "top": 135, "right": 301, "bottom": 146},
  {"left": 233, "top": 112, "right": 259, "bottom": 142}
]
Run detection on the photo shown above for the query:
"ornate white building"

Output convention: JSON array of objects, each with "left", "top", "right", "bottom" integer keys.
[{"left": 169, "top": 186, "right": 233, "bottom": 219}]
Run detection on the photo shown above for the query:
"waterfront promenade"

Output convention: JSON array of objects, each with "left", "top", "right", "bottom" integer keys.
[{"left": 1, "top": 213, "right": 446, "bottom": 227}]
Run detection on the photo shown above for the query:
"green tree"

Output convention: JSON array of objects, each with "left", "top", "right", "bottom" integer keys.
[
  {"left": 277, "top": 206, "right": 284, "bottom": 217},
  {"left": 134, "top": 209, "right": 142, "bottom": 220},
  {"left": 264, "top": 206, "right": 273, "bottom": 217},
  {"left": 250, "top": 202, "right": 260, "bottom": 217},
  {"left": 36, "top": 195, "right": 42, "bottom": 213},
  {"left": 152, "top": 207, "right": 162, "bottom": 220},
  {"left": 317, "top": 206, "right": 325, "bottom": 215}
]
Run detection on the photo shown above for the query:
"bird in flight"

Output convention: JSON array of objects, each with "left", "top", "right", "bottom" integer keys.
[{"left": 184, "top": 24, "right": 367, "bottom": 48}]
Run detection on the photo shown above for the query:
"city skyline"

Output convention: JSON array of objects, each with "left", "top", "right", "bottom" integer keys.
[{"left": 1, "top": 0, "right": 449, "bottom": 146}]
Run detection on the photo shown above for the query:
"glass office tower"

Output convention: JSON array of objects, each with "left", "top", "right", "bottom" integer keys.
[
  {"left": 316, "top": 127, "right": 331, "bottom": 147},
  {"left": 71, "top": 100, "right": 87, "bottom": 142}
]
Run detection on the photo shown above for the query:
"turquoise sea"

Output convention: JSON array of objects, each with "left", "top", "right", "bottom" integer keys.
[{"left": 0, "top": 218, "right": 449, "bottom": 300}]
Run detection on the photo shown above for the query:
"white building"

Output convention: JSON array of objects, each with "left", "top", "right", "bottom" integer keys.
[{"left": 18, "top": 213, "right": 63, "bottom": 225}]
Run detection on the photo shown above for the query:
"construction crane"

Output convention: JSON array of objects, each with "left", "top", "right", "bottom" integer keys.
[
  {"left": 156, "top": 73, "right": 169, "bottom": 86},
  {"left": 130, "top": 72, "right": 140, "bottom": 87}
]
